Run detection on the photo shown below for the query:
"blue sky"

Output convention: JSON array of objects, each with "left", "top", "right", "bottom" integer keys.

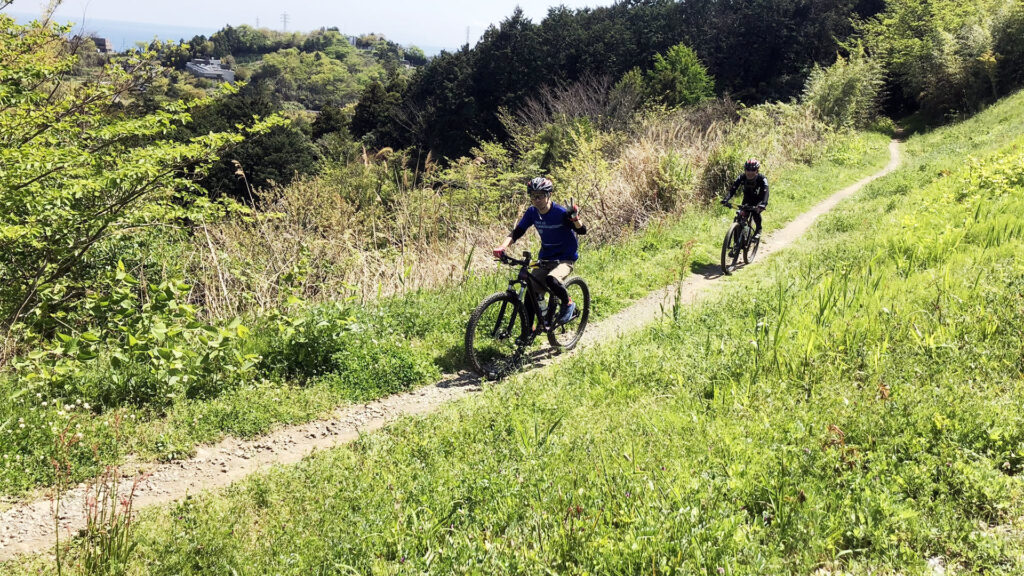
[{"left": 8, "top": 0, "right": 615, "bottom": 51}]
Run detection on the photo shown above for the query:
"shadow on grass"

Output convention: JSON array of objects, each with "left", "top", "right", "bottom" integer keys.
[
  {"left": 434, "top": 343, "right": 466, "bottom": 374},
  {"left": 440, "top": 341, "right": 562, "bottom": 388}
]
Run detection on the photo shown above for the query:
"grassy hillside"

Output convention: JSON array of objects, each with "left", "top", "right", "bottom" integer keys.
[
  {"left": 0, "top": 130, "right": 891, "bottom": 498},
  {"left": 8, "top": 90, "right": 1023, "bottom": 575}
]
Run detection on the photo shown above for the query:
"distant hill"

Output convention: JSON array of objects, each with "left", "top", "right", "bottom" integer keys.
[{"left": 8, "top": 12, "right": 216, "bottom": 51}]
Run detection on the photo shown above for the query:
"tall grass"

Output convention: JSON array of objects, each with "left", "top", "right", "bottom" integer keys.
[{"left": 184, "top": 95, "right": 832, "bottom": 314}]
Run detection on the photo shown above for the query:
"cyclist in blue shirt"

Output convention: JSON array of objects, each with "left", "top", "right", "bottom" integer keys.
[{"left": 493, "top": 177, "right": 587, "bottom": 331}]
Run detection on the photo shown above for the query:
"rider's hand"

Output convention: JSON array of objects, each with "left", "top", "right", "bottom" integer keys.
[
  {"left": 492, "top": 247, "right": 505, "bottom": 260},
  {"left": 567, "top": 203, "right": 580, "bottom": 222}
]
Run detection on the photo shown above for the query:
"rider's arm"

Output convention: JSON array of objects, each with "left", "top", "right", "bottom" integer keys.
[
  {"left": 724, "top": 175, "right": 742, "bottom": 202},
  {"left": 497, "top": 209, "right": 535, "bottom": 253},
  {"left": 562, "top": 214, "right": 587, "bottom": 235},
  {"left": 758, "top": 176, "right": 770, "bottom": 208}
]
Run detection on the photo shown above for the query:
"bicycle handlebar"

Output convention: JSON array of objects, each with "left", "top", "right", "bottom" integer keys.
[
  {"left": 722, "top": 202, "right": 758, "bottom": 210},
  {"left": 497, "top": 250, "right": 532, "bottom": 267}
]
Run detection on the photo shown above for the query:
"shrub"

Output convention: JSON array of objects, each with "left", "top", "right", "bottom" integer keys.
[
  {"left": 802, "top": 46, "right": 883, "bottom": 129},
  {"left": 9, "top": 264, "right": 259, "bottom": 410},
  {"left": 269, "top": 302, "right": 439, "bottom": 400}
]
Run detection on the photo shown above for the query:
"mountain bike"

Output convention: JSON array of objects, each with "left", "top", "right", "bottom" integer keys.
[
  {"left": 465, "top": 251, "right": 590, "bottom": 380},
  {"left": 720, "top": 203, "right": 761, "bottom": 275}
]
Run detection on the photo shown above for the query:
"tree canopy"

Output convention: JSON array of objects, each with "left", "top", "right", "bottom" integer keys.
[
  {"left": 363, "top": 0, "right": 883, "bottom": 160},
  {"left": 0, "top": 12, "right": 278, "bottom": 332}
]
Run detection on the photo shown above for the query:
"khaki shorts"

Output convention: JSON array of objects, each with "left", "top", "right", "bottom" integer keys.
[{"left": 528, "top": 260, "right": 573, "bottom": 297}]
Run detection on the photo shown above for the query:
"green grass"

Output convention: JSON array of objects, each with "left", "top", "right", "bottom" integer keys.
[
  {"left": 7, "top": 90, "right": 1023, "bottom": 574},
  {"left": 0, "top": 131, "right": 891, "bottom": 499}
]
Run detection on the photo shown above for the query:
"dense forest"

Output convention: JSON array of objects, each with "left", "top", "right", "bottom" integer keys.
[{"left": 355, "top": 0, "right": 889, "bottom": 158}]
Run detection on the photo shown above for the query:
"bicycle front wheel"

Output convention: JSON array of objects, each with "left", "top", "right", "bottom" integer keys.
[
  {"left": 721, "top": 223, "right": 742, "bottom": 275},
  {"left": 548, "top": 277, "right": 590, "bottom": 351},
  {"left": 465, "top": 292, "right": 524, "bottom": 379},
  {"left": 743, "top": 227, "right": 760, "bottom": 264}
]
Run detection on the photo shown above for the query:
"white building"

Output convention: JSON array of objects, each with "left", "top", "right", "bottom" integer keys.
[{"left": 185, "top": 58, "right": 235, "bottom": 83}]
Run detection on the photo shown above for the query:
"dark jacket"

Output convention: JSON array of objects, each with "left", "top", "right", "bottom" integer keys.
[{"left": 726, "top": 173, "right": 769, "bottom": 207}]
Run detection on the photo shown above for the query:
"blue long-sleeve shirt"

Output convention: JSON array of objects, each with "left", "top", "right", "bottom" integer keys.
[{"left": 510, "top": 203, "right": 583, "bottom": 261}]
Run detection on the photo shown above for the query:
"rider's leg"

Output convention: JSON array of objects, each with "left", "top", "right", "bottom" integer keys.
[
  {"left": 751, "top": 211, "right": 763, "bottom": 237},
  {"left": 545, "top": 274, "right": 570, "bottom": 306},
  {"left": 528, "top": 265, "right": 553, "bottom": 330},
  {"left": 545, "top": 262, "right": 575, "bottom": 323}
]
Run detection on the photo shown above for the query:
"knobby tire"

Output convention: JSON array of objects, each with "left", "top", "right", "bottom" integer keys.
[
  {"left": 465, "top": 292, "right": 524, "bottom": 380},
  {"left": 721, "top": 223, "right": 742, "bottom": 275},
  {"left": 547, "top": 277, "right": 590, "bottom": 351}
]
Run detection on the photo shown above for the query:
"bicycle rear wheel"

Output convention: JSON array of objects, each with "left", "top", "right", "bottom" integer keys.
[
  {"left": 547, "top": 277, "right": 590, "bottom": 351},
  {"left": 720, "top": 223, "right": 742, "bottom": 275},
  {"left": 465, "top": 292, "right": 524, "bottom": 379}
]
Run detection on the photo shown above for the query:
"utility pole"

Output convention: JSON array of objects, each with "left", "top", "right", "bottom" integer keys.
[
  {"left": 465, "top": 26, "right": 470, "bottom": 47},
  {"left": 281, "top": 12, "right": 289, "bottom": 33},
  {"left": 256, "top": 17, "right": 260, "bottom": 28}
]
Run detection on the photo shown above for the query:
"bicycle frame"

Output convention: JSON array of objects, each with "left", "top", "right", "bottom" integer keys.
[
  {"left": 728, "top": 204, "right": 757, "bottom": 250},
  {"left": 494, "top": 251, "right": 549, "bottom": 345},
  {"left": 734, "top": 206, "right": 752, "bottom": 228}
]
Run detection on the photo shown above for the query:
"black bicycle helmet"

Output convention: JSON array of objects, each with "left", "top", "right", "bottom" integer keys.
[
  {"left": 526, "top": 177, "right": 554, "bottom": 194},
  {"left": 744, "top": 158, "right": 761, "bottom": 171}
]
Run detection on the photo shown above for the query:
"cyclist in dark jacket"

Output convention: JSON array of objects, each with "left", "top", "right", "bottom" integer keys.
[
  {"left": 722, "top": 158, "right": 769, "bottom": 239},
  {"left": 493, "top": 177, "right": 587, "bottom": 330}
]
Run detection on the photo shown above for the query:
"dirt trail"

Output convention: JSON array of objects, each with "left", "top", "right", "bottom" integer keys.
[{"left": 0, "top": 141, "right": 901, "bottom": 562}]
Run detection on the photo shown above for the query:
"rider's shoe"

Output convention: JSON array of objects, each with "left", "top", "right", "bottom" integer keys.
[
  {"left": 556, "top": 301, "right": 576, "bottom": 325},
  {"left": 752, "top": 231, "right": 761, "bottom": 240}
]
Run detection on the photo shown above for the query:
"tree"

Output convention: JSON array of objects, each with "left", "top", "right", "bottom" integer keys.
[
  {"left": 404, "top": 45, "right": 428, "bottom": 66},
  {"left": 471, "top": 8, "right": 543, "bottom": 141},
  {"left": 183, "top": 73, "right": 319, "bottom": 198},
  {"left": 0, "top": 11, "right": 279, "bottom": 334},
  {"left": 645, "top": 43, "right": 715, "bottom": 107},
  {"left": 312, "top": 105, "right": 349, "bottom": 140},
  {"left": 258, "top": 48, "right": 361, "bottom": 109},
  {"left": 857, "top": 0, "right": 1021, "bottom": 117},
  {"left": 400, "top": 48, "right": 478, "bottom": 160}
]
